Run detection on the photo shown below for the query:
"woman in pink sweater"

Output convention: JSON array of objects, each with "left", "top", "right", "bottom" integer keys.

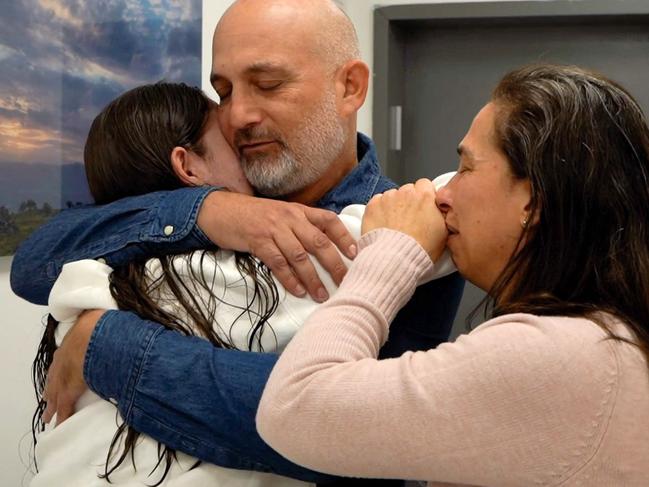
[{"left": 257, "top": 64, "right": 649, "bottom": 486}]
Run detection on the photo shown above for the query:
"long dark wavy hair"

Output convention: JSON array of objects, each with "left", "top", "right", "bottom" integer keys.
[
  {"left": 31, "top": 82, "right": 279, "bottom": 485},
  {"left": 483, "top": 64, "right": 649, "bottom": 360}
]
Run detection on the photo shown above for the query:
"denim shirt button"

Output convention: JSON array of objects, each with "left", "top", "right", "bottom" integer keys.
[{"left": 163, "top": 225, "right": 175, "bottom": 236}]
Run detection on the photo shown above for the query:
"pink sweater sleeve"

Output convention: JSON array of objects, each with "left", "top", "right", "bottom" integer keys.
[{"left": 257, "top": 229, "right": 620, "bottom": 486}]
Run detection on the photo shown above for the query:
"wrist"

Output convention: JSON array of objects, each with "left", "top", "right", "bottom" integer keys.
[
  {"left": 197, "top": 190, "right": 222, "bottom": 236},
  {"left": 74, "top": 309, "right": 105, "bottom": 364},
  {"left": 84, "top": 310, "right": 163, "bottom": 408},
  {"left": 197, "top": 190, "right": 248, "bottom": 250},
  {"left": 339, "top": 228, "right": 434, "bottom": 322}
]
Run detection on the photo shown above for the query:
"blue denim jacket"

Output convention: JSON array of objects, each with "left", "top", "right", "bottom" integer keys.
[{"left": 12, "top": 134, "right": 464, "bottom": 482}]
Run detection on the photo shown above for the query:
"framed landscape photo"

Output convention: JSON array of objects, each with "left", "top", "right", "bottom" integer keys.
[{"left": 0, "top": 0, "right": 202, "bottom": 256}]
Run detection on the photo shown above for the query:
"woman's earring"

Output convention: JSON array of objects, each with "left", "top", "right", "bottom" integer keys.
[{"left": 521, "top": 216, "right": 529, "bottom": 229}]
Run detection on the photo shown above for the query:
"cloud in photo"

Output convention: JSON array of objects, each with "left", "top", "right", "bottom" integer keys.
[{"left": 0, "top": 0, "right": 202, "bottom": 168}]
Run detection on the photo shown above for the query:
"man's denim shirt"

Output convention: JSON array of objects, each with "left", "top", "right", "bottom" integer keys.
[{"left": 11, "top": 133, "right": 464, "bottom": 482}]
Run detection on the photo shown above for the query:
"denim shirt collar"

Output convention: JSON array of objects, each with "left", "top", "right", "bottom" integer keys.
[{"left": 316, "top": 133, "right": 386, "bottom": 213}]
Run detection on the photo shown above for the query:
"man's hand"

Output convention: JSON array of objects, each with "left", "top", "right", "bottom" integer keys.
[
  {"left": 198, "top": 191, "right": 357, "bottom": 302},
  {"left": 43, "top": 309, "right": 106, "bottom": 426}
]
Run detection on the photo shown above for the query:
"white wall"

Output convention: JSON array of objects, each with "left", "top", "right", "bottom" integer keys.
[
  {"left": 1, "top": 257, "right": 46, "bottom": 486},
  {"left": 202, "top": 1, "right": 236, "bottom": 101}
]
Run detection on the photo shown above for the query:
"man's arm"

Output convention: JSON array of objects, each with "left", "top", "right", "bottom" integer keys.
[
  {"left": 44, "top": 276, "right": 463, "bottom": 481},
  {"left": 45, "top": 309, "right": 339, "bottom": 483},
  {"left": 11, "top": 188, "right": 356, "bottom": 305},
  {"left": 11, "top": 188, "right": 215, "bottom": 305}
]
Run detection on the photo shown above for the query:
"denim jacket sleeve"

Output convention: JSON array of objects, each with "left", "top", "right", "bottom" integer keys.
[
  {"left": 10, "top": 187, "right": 217, "bottom": 305},
  {"left": 82, "top": 279, "right": 464, "bottom": 483},
  {"left": 85, "top": 310, "right": 339, "bottom": 483}
]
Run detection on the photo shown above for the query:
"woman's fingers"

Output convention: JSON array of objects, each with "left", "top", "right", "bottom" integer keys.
[{"left": 362, "top": 180, "right": 447, "bottom": 261}]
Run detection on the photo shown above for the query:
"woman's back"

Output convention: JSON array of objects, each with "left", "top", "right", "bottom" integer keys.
[
  {"left": 580, "top": 318, "right": 649, "bottom": 485},
  {"left": 260, "top": 273, "right": 649, "bottom": 485}
]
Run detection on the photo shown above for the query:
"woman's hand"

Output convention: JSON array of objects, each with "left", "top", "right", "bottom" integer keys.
[
  {"left": 43, "top": 309, "right": 105, "bottom": 426},
  {"left": 362, "top": 179, "right": 448, "bottom": 262}
]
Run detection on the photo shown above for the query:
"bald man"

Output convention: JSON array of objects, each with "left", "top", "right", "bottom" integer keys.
[{"left": 12, "top": 0, "right": 464, "bottom": 484}]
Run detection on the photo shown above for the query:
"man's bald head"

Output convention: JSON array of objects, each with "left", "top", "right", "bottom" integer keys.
[
  {"left": 216, "top": 0, "right": 360, "bottom": 70},
  {"left": 210, "top": 0, "right": 369, "bottom": 201}
]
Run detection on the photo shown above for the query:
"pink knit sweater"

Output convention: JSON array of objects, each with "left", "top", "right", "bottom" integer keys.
[{"left": 257, "top": 229, "right": 649, "bottom": 486}]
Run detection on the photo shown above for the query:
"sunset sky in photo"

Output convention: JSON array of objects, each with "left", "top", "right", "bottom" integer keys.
[{"left": 0, "top": 0, "right": 201, "bottom": 209}]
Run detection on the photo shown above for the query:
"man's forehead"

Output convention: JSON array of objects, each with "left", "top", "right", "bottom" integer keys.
[
  {"left": 211, "top": 3, "right": 323, "bottom": 81},
  {"left": 216, "top": 0, "right": 314, "bottom": 34},
  {"left": 212, "top": 2, "right": 318, "bottom": 58},
  {"left": 213, "top": 28, "right": 308, "bottom": 60},
  {"left": 211, "top": 29, "right": 314, "bottom": 76}
]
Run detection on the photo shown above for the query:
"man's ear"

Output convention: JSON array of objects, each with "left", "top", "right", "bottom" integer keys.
[
  {"left": 336, "top": 59, "right": 369, "bottom": 117},
  {"left": 171, "top": 147, "right": 202, "bottom": 186}
]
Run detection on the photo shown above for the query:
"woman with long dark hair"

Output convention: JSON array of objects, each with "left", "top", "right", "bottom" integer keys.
[
  {"left": 258, "top": 65, "right": 649, "bottom": 485},
  {"left": 30, "top": 82, "right": 308, "bottom": 487},
  {"left": 30, "top": 82, "right": 456, "bottom": 486}
]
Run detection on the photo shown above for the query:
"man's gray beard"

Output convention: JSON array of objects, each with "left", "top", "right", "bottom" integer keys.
[{"left": 240, "top": 94, "right": 346, "bottom": 197}]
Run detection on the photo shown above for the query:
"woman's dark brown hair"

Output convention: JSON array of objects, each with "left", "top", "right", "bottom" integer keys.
[
  {"left": 85, "top": 82, "right": 208, "bottom": 203},
  {"left": 485, "top": 64, "right": 649, "bottom": 360},
  {"left": 32, "top": 82, "right": 279, "bottom": 485}
]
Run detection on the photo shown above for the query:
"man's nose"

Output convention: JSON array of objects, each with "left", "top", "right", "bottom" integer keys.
[{"left": 227, "top": 89, "right": 263, "bottom": 130}]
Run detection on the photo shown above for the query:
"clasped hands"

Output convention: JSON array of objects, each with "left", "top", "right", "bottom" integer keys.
[{"left": 43, "top": 181, "right": 446, "bottom": 425}]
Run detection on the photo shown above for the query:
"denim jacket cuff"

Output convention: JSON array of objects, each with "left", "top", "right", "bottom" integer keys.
[
  {"left": 84, "top": 310, "right": 163, "bottom": 421},
  {"left": 147, "top": 186, "right": 221, "bottom": 244}
]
